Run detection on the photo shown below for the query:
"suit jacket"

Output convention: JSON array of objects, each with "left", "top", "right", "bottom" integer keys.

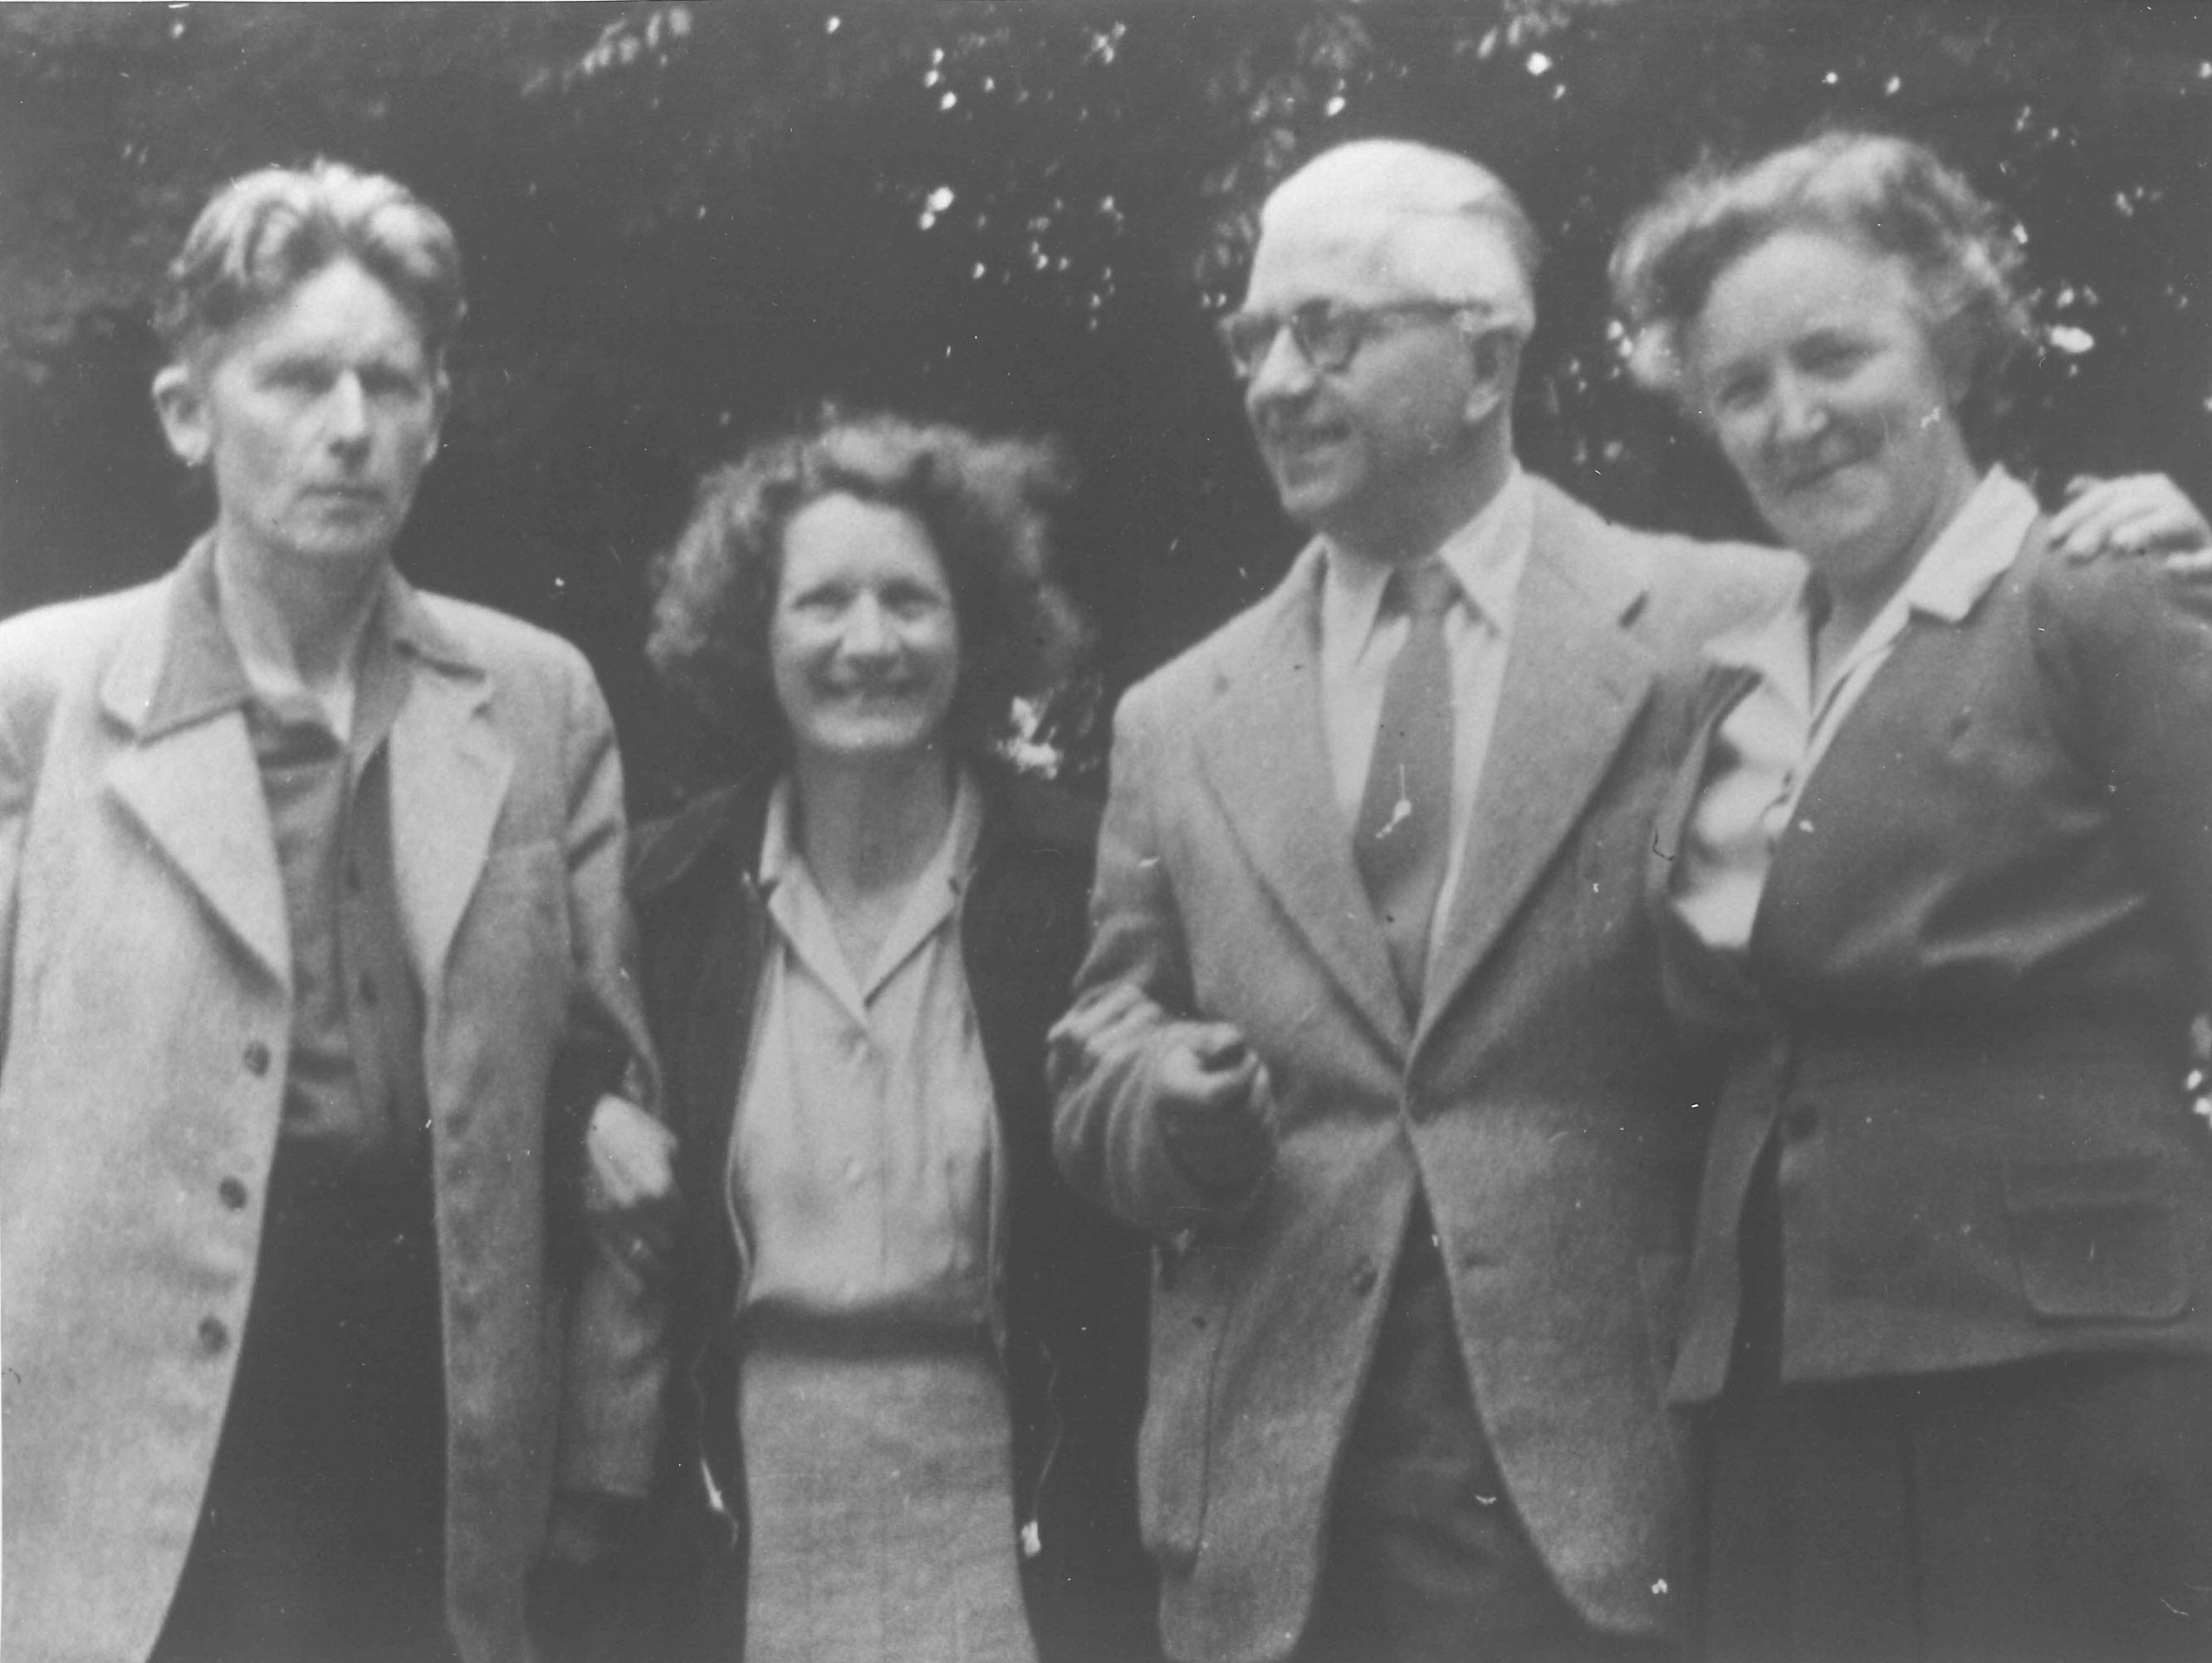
[
  {"left": 1053, "top": 475, "right": 1795, "bottom": 1663},
  {"left": 626, "top": 770, "right": 1159, "bottom": 1663},
  {"left": 1652, "top": 521, "right": 2212, "bottom": 1404},
  {"left": 0, "top": 560, "right": 665, "bottom": 1663}
]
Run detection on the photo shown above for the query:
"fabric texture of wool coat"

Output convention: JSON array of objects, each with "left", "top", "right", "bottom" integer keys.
[
  {"left": 1053, "top": 475, "right": 1795, "bottom": 1663},
  {"left": 0, "top": 559, "right": 666, "bottom": 1663}
]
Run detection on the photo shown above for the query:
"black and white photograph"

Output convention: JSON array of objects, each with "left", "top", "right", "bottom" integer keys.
[{"left": 4, "top": 4, "right": 2211, "bottom": 1661}]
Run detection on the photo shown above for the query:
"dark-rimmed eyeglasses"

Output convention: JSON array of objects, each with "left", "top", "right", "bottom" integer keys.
[{"left": 1215, "top": 300, "right": 1481, "bottom": 381}]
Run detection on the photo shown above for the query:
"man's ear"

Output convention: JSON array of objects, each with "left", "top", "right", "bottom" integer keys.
[
  {"left": 152, "top": 362, "right": 211, "bottom": 468},
  {"left": 1461, "top": 325, "right": 1521, "bottom": 426},
  {"left": 423, "top": 357, "right": 451, "bottom": 467}
]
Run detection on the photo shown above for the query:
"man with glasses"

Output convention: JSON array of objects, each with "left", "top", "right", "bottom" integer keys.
[{"left": 1049, "top": 139, "right": 1792, "bottom": 1661}]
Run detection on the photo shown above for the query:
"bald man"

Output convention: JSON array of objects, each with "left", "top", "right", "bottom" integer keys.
[{"left": 1050, "top": 141, "right": 1793, "bottom": 1662}]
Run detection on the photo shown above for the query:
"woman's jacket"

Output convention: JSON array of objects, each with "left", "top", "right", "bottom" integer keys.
[
  {"left": 626, "top": 766, "right": 1159, "bottom": 1663},
  {"left": 1651, "top": 519, "right": 2212, "bottom": 1404}
]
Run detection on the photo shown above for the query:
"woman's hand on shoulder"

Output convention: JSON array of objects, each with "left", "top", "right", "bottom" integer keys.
[{"left": 2053, "top": 473, "right": 2212, "bottom": 570}]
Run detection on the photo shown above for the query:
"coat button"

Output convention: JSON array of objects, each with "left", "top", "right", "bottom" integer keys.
[
  {"left": 242, "top": 1041, "right": 272, "bottom": 1077},
  {"left": 1784, "top": 1102, "right": 1818, "bottom": 1140},
  {"left": 1351, "top": 1263, "right": 1379, "bottom": 1295},
  {"left": 197, "top": 1316, "right": 229, "bottom": 1354},
  {"left": 218, "top": 1177, "right": 248, "bottom": 1211}
]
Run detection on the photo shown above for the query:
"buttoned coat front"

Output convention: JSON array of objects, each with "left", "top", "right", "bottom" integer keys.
[
  {"left": 1054, "top": 477, "right": 1794, "bottom": 1663},
  {"left": 0, "top": 561, "right": 665, "bottom": 1663}
]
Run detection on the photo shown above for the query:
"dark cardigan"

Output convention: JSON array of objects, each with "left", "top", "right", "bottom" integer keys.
[{"left": 625, "top": 768, "right": 1160, "bottom": 1663}]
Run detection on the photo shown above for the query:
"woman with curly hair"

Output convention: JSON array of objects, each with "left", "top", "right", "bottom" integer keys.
[
  {"left": 1613, "top": 131, "right": 2212, "bottom": 1659},
  {"left": 627, "top": 413, "right": 1157, "bottom": 1663}
]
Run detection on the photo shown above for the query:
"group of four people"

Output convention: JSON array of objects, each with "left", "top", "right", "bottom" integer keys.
[{"left": 3, "top": 123, "right": 2209, "bottom": 1663}]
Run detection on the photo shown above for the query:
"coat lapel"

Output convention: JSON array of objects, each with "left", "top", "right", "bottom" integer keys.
[
  {"left": 388, "top": 655, "right": 512, "bottom": 1000},
  {"left": 1193, "top": 548, "right": 1408, "bottom": 1055},
  {"left": 1419, "top": 528, "right": 1656, "bottom": 1043},
  {"left": 99, "top": 590, "right": 290, "bottom": 985}
]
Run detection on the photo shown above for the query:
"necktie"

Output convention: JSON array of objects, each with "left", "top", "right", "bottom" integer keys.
[{"left": 1353, "top": 559, "right": 1458, "bottom": 1010}]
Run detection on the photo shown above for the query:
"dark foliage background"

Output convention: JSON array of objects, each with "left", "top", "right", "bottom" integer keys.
[{"left": 5, "top": 1, "right": 2208, "bottom": 806}]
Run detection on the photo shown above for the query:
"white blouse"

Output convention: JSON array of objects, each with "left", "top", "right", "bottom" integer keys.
[
  {"left": 1672, "top": 467, "right": 2038, "bottom": 955},
  {"left": 728, "top": 771, "right": 998, "bottom": 1327}
]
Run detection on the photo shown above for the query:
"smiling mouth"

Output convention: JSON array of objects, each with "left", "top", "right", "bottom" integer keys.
[
  {"left": 831, "top": 683, "right": 920, "bottom": 702},
  {"left": 1265, "top": 425, "right": 1349, "bottom": 464},
  {"left": 1775, "top": 454, "right": 1861, "bottom": 496}
]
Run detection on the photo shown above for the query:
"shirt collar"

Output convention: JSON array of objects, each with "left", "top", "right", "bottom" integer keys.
[
  {"left": 143, "top": 536, "right": 465, "bottom": 746},
  {"left": 1895, "top": 464, "right": 2038, "bottom": 624},
  {"left": 142, "top": 535, "right": 255, "bottom": 740},
  {"left": 759, "top": 766, "right": 986, "bottom": 1003},
  {"left": 1322, "top": 463, "right": 1534, "bottom": 651},
  {"left": 759, "top": 765, "right": 986, "bottom": 900},
  {"left": 1701, "top": 465, "right": 2035, "bottom": 677}
]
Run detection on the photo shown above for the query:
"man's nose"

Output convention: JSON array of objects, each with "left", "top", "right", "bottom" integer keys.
[
  {"left": 325, "top": 373, "right": 371, "bottom": 450},
  {"left": 1245, "top": 322, "right": 1317, "bottom": 408}
]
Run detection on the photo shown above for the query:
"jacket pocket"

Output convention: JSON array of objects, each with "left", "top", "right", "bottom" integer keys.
[{"left": 2003, "top": 1154, "right": 2186, "bottom": 1323}]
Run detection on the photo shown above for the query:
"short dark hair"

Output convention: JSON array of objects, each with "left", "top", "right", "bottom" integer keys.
[
  {"left": 648, "top": 411, "right": 1088, "bottom": 775},
  {"left": 1611, "top": 130, "right": 2033, "bottom": 448},
  {"left": 154, "top": 161, "right": 464, "bottom": 363}
]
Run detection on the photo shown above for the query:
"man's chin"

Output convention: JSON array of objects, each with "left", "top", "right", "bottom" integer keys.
[
  {"left": 1270, "top": 470, "right": 1356, "bottom": 531},
  {"left": 265, "top": 535, "right": 401, "bottom": 578}
]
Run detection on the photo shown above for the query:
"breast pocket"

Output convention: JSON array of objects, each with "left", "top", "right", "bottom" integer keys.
[{"left": 2004, "top": 1154, "right": 2186, "bottom": 1323}]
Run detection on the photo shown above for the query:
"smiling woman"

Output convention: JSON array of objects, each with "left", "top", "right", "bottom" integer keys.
[
  {"left": 627, "top": 412, "right": 1159, "bottom": 1663},
  {"left": 1611, "top": 131, "right": 2212, "bottom": 1663},
  {"left": 1686, "top": 231, "right": 1982, "bottom": 633},
  {"left": 769, "top": 492, "right": 963, "bottom": 770},
  {"left": 648, "top": 413, "right": 1081, "bottom": 780}
]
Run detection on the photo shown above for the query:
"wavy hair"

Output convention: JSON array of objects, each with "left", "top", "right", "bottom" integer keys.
[
  {"left": 648, "top": 411, "right": 1088, "bottom": 775},
  {"left": 154, "top": 160, "right": 464, "bottom": 364},
  {"left": 1610, "top": 130, "right": 2033, "bottom": 450}
]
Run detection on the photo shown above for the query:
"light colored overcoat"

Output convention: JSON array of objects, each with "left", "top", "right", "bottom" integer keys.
[
  {"left": 1055, "top": 477, "right": 1794, "bottom": 1663},
  {"left": 0, "top": 560, "right": 664, "bottom": 1663}
]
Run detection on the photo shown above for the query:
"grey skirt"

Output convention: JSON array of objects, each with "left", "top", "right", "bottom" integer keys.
[{"left": 737, "top": 1328, "right": 1039, "bottom": 1663}]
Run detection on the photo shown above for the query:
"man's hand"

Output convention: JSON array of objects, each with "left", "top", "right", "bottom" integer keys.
[
  {"left": 2053, "top": 473, "right": 2212, "bottom": 569},
  {"left": 1050, "top": 988, "right": 1275, "bottom": 1203},
  {"left": 582, "top": 1094, "right": 679, "bottom": 1279},
  {"left": 1153, "top": 1022, "right": 1273, "bottom": 1200},
  {"left": 1048, "top": 981, "right": 1167, "bottom": 1093}
]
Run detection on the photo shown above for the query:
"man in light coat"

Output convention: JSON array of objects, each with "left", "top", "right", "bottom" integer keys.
[
  {"left": 1050, "top": 139, "right": 1792, "bottom": 1663},
  {"left": 0, "top": 163, "right": 666, "bottom": 1663}
]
